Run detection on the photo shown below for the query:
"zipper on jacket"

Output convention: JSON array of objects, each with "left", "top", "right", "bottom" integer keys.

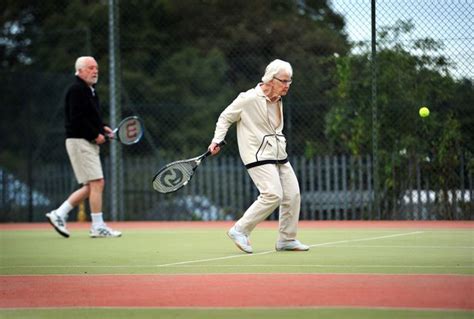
[{"left": 266, "top": 101, "right": 281, "bottom": 163}]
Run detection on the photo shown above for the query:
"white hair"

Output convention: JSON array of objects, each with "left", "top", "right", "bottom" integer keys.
[
  {"left": 261, "top": 59, "right": 293, "bottom": 83},
  {"left": 74, "top": 56, "right": 94, "bottom": 75}
]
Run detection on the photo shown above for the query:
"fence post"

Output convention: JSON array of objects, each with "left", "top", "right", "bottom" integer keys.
[
  {"left": 371, "top": 0, "right": 380, "bottom": 220},
  {"left": 108, "top": 0, "right": 122, "bottom": 221},
  {"left": 77, "top": 201, "right": 87, "bottom": 222}
]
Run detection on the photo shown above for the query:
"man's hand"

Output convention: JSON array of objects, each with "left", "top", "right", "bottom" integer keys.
[
  {"left": 104, "top": 126, "right": 114, "bottom": 138},
  {"left": 95, "top": 134, "right": 106, "bottom": 144}
]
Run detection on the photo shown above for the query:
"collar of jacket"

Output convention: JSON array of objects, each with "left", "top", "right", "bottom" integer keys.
[
  {"left": 255, "top": 83, "right": 281, "bottom": 102},
  {"left": 75, "top": 76, "right": 96, "bottom": 90}
]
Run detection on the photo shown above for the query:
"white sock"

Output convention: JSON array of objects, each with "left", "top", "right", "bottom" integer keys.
[
  {"left": 91, "top": 212, "right": 104, "bottom": 227},
  {"left": 55, "top": 201, "right": 73, "bottom": 218}
]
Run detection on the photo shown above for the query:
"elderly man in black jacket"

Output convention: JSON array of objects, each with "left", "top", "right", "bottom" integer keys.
[{"left": 46, "top": 56, "right": 121, "bottom": 239}]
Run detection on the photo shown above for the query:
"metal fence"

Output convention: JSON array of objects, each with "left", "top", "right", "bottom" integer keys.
[
  {"left": 1, "top": 0, "right": 473, "bottom": 221},
  {"left": 2, "top": 152, "right": 471, "bottom": 222}
]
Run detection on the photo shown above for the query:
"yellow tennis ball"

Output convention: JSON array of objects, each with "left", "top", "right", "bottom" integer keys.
[{"left": 419, "top": 106, "right": 430, "bottom": 118}]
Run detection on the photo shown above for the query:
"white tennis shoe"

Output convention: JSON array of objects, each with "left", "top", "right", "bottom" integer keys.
[
  {"left": 227, "top": 226, "right": 253, "bottom": 253},
  {"left": 46, "top": 210, "right": 70, "bottom": 238},
  {"left": 89, "top": 224, "right": 122, "bottom": 238},
  {"left": 275, "top": 239, "right": 310, "bottom": 251}
]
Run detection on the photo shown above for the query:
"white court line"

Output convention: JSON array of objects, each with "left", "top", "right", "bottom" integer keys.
[
  {"left": 154, "top": 264, "right": 474, "bottom": 269},
  {"left": 316, "top": 245, "right": 474, "bottom": 249},
  {"left": 154, "top": 231, "right": 425, "bottom": 268},
  {"left": 1, "top": 231, "right": 424, "bottom": 269}
]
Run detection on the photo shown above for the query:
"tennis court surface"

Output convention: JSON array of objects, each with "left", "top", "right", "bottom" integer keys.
[{"left": 1, "top": 221, "right": 473, "bottom": 319}]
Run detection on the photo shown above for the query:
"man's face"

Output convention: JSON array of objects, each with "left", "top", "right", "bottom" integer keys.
[
  {"left": 272, "top": 71, "right": 292, "bottom": 96},
  {"left": 78, "top": 58, "right": 99, "bottom": 86}
]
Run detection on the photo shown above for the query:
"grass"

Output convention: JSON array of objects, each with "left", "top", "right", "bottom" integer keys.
[
  {"left": 1, "top": 222, "right": 473, "bottom": 318},
  {"left": 1, "top": 308, "right": 472, "bottom": 319}
]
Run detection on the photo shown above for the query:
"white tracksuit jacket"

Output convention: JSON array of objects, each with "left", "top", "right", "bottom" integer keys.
[{"left": 212, "top": 84, "right": 289, "bottom": 168}]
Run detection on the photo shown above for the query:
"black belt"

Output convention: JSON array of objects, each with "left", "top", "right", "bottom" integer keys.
[{"left": 245, "top": 158, "right": 289, "bottom": 169}]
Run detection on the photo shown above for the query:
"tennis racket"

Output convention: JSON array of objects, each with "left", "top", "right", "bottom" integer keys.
[
  {"left": 108, "top": 116, "right": 144, "bottom": 145},
  {"left": 152, "top": 140, "right": 226, "bottom": 194}
]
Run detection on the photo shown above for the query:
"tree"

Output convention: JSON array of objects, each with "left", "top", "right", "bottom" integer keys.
[
  {"left": 1, "top": 0, "right": 350, "bottom": 159},
  {"left": 325, "top": 20, "right": 473, "bottom": 218}
]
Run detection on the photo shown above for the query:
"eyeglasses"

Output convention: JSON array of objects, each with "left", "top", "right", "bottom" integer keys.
[{"left": 273, "top": 77, "right": 292, "bottom": 85}]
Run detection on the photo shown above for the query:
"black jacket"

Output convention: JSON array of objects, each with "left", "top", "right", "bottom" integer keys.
[{"left": 65, "top": 76, "right": 105, "bottom": 141}]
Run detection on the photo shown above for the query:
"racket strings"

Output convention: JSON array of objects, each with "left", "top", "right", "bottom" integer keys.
[
  {"left": 118, "top": 118, "right": 144, "bottom": 145},
  {"left": 152, "top": 161, "right": 197, "bottom": 193}
]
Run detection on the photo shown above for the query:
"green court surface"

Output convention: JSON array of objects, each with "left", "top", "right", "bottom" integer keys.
[
  {"left": 1, "top": 222, "right": 473, "bottom": 319},
  {"left": 1, "top": 225, "right": 472, "bottom": 275}
]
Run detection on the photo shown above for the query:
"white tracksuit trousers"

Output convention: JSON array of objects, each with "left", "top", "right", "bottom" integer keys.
[{"left": 235, "top": 162, "right": 301, "bottom": 242}]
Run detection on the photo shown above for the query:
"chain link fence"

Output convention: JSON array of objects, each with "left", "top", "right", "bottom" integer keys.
[{"left": 1, "top": 0, "right": 472, "bottom": 222}]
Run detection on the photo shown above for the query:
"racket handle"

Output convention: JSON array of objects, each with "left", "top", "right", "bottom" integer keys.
[
  {"left": 103, "top": 128, "right": 118, "bottom": 141},
  {"left": 205, "top": 140, "right": 226, "bottom": 157}
]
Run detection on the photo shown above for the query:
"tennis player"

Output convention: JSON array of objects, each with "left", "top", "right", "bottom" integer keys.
[
  {"left": 208, "top": 59, "right": 309, "bottom": 253},
  {"left": 46, "top": 56, "right": 121, "bottom": 238}
]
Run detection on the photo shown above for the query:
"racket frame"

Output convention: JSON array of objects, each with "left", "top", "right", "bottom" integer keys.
[
  {"left": 109, "top": 116, "right": 144, "bottom": 145},
  {"left": 152, "top": 140, "right": 226, "bottom": 194}
]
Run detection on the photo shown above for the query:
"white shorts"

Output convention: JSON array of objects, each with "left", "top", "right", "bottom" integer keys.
[{"left": 65, "top": 138, "right": 103, "bottom": 184}]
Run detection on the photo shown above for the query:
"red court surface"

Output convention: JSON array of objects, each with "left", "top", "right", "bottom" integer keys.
[{"left": 1, "top": 273, "right": 473, "bottom": 310}]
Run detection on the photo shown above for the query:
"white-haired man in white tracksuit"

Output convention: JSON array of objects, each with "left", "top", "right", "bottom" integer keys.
[{"left": 208, "top": 59, "right": 309, "bottom": 254}]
